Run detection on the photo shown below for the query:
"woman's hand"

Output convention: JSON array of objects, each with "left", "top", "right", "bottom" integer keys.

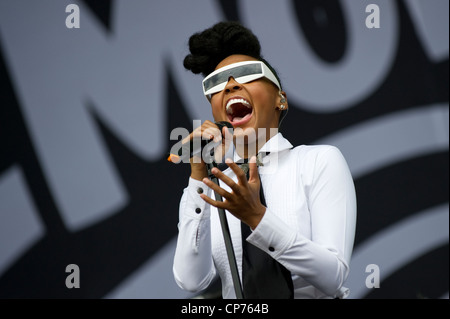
[
  {"left": 184, "top": 121, "right": 232, "bottom": 181},
  {"left": 200, "top": 156, "right": 266, "bottom": 229}
]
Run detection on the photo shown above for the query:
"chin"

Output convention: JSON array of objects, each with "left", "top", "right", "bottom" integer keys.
[{"left": 232, "top": 124, "right": 259, "bottom": 145}]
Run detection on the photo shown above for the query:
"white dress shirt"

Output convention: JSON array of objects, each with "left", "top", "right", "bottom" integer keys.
[{"left": 173, "top": 133, "right": 357, "bottom": 299}]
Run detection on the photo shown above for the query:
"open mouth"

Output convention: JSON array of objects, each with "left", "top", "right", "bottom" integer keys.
[{"left": 226, "top": 98, "right": 253, "bottom": 126}]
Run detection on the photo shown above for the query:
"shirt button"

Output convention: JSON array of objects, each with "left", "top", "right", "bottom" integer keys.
[
  {"left": 268, "top": 247, "right": 275, "bottom": 252},
  {"left": 195, "top": 208, "right": 202, "bottom": 214},
  {"left": 197, "top": 187, "right": 204, "bottom": 194}
]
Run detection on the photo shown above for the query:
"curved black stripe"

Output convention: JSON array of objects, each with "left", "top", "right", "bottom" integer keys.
[
  {"left": 0, "top": 64, "right": 192, "bottom": 298},
  {"left": 364, "top": 243, "right": 449, "bottom": 299},
  {"left": 291, "top": 0, "right": 347, "bottom": 63},
  {"left": 0, "top": 42, "right": 66, "bottom": 235},
  {"left": 82, "top": 0, "right": 113, "bottom": 32},
  {"left": 432, "top": 59, "right": 449, "bottom": 101},
  {"left": 354, "top": 151, "right": 449, "bottom": 246},
  {"left": 217, "top": 0, "right": 241, "bottom": 23},
  {"left": 0, "top": 51, "right": 16, "bottom": 173},
  {"left": 281, "top": 0, "right": 448, "bottom": 145}
]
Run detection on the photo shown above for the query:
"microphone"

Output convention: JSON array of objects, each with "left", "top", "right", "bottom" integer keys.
[{"left": 167, "top": 121, "right": 233, "bottom": 164}]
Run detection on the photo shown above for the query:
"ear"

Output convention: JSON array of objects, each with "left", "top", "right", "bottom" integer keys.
[{"left": 277, "top": 91, "right": 288, "bottom": 110}]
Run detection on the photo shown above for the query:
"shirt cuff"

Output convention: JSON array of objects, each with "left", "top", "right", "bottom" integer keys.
[
  {"left": 246, "top": 208, "right": 297, "bottom": 259},
  {"left": 183, "top": 177, "right": 213, "bottom": 219}
]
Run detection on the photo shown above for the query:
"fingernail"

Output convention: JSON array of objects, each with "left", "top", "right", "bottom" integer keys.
[{"left": 225, "top": 158, "right": 233, "bottom": 164}]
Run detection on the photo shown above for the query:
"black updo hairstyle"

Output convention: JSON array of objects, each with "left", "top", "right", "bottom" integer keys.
[{"left": 183, "top": 21, "right": 287, "bottom": 126}]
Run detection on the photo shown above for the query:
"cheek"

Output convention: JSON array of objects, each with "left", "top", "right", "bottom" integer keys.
[
  {"left": 251, "top": 89, "right": 276, "bottom": 113},
  {"left": 248, "top": 86, "right": 279, "bottom": 127},
  {"left": 247, "top": 81, "right": 277, "bottom": 104},
  {"left": 209, "top": 99, "right": 224, "bottom": 120},
  {"left": 210, "top": 100, "right": 221, "bottom": 114}
]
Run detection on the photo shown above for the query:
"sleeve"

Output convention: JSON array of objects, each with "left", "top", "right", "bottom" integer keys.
[
  {"left": 246, "top": 146, "right": 357, "bottom": 298},
  {"left": 172, "top": 177, "right": 217, "bottom": 292}
]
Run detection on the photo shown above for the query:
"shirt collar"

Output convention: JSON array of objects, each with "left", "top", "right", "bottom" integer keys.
[
  {"left": 232, "top": 132, "right": 293, "bottom": 162},
  {"left": 259, "top": 132, "right": 293, "bottom": 154}
]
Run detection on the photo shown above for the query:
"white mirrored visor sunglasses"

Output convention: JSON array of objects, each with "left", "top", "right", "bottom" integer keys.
[{"left": 202, "top": 61, "right": 281, "bottom": 101}]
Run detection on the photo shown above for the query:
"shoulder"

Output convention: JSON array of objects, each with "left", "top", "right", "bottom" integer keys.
[
  {"left": 287, "top": 144, "right": 349, "bottom": 173},
  {"left": 290, "top": 144, "right": 344, "bottom": 160},
  {"left": 289, "top": 144, "right": 354, "bottom": 184}
]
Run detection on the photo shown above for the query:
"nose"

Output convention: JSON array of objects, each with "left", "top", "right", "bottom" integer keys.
[{"left": 224, "top": 77, "right": 242, "bottom": 93}]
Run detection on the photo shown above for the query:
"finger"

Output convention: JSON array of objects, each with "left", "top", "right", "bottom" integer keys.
[
  {"left": 199, "top": 193, "right": 227, "bottom": 209},
  {"left": 181, "top": 121, "right": 220, "bottom": 145},
  {"left": 208, "top": 167, "right": 241, "bottom": 193},
  {"left": 212, "top": 126, "right": 232, "bottom": 164},
  {"left": 222, "top": 125, "right": 233, "bottom": 146},
  {"left": 181, "top": 130, "right": 195, "bottom": 145},
  {"left": 205, "top": 121, "right": 224, "bottom": 142},
  {"left": 248, "top": 156, "right": 260, "bottom": 183},
  {"left": 225, "top": 158, "right": 248, "bottom": 186},
  {"left": 203, "top": 126, "right": 222, "bottom": 142},
  {"left": 202, "top": 177, "right": 232, "bottom": 198},
  {"left": 181, "top": 126, "right": 203, "bottom": 145}
]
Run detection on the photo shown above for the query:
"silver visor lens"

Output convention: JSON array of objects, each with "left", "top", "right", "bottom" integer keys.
[{"left": 203, "top": 63, "right": 263, "bottom": 96}]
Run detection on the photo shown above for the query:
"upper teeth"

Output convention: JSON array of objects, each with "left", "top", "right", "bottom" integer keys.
[{"left": 226, "top": 98, "right": 251, "bottom": 111}]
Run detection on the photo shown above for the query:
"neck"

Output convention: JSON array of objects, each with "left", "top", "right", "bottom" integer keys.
[
  {"left": 234, "top": 143, "right": 258, "bottom": 160},
  {"left": 233, "top": 127, "right": 278, "bottom": 159}
]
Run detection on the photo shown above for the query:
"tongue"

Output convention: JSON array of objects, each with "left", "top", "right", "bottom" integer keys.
[{"left": 232, "top": 113, "right": 251, "bottom": 123}]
